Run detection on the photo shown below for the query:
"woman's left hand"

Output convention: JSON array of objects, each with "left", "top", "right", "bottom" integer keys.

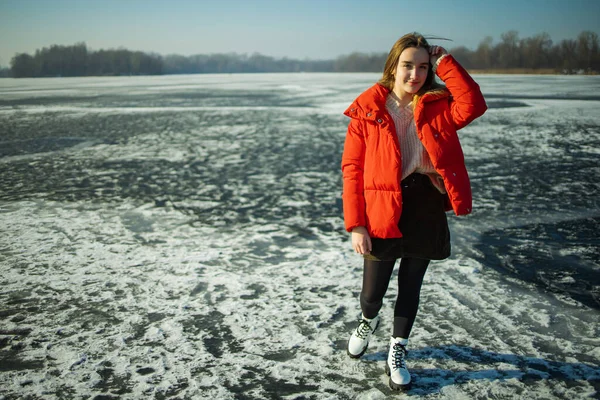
[{"left": 429, "top": 45, "right": 448, "bottom": 66}]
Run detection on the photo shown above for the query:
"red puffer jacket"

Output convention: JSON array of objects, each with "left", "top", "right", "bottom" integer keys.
[{"left": 341, "top": 55, "right": 487, "bottom": 238}]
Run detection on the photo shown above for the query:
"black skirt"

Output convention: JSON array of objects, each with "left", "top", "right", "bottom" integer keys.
[{"left": 365, "top": 173, "right": 451, "bottom": 261}]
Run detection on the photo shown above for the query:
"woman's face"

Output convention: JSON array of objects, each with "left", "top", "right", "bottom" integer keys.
[{"left": 393, "top": 46, "right": 430, "bottom": 98}]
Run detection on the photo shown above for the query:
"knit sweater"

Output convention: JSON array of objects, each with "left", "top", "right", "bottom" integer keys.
[{"left": 385, "top": 95, "right": 446, "bottom": 193}]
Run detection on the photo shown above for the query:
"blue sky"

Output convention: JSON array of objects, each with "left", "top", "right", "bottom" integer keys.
[{"left": 1, "top": 0, "right": 599, "bottom": 67}]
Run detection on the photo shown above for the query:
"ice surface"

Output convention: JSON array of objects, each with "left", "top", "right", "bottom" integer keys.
[{"left": 1, "top": 73, "right": 599, "bottom": 399}]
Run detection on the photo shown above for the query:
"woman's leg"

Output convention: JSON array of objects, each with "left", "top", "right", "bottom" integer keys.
[
  {"left": 393, "top": 257, "right": 430, "bottom": 338},
  {"left": 360, "top": 258, "right": 396, "bottom": 319}
]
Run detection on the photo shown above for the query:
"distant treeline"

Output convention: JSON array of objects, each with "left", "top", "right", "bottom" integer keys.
[
  {"left": 450, "top": 31, "right": 599, "bottom": 73},
  {"left": 6, "top": 43, "right": 163, "bottom": 78},
  {"left": 3, "top": 30, "right": 599, "bottom": 78}
]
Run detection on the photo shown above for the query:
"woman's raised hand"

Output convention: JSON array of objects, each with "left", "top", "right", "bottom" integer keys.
[
  {"left": 429, "top": 45, "right": 448, "bottom": 66},
  {"left": 351, "top": 226, "right": 372, "bottom": 255}
]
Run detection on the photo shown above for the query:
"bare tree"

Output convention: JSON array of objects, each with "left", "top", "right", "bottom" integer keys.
[
  {"left": 521, "top": 33, "right": 552, "bottom": 69},
  {"left": 497, "top": 31, "right": 520, "bottom": 68},
  {"left": 475, "top": 36, "right": 494, "bottom": 69},
  {"left": 577, "top": 31, "right": 600, "bottom": 71}
]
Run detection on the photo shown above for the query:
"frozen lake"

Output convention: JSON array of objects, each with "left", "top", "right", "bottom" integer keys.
[{"left": 1, "top": 73, "right": 599, "bottom": 399}]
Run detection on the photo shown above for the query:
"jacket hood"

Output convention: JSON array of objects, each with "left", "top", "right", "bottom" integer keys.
[{"left": 344, "top": 83, "right": 449, "bottom": 121}]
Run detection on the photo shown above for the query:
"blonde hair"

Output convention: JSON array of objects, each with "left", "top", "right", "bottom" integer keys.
[{"left": 378, "top": 32, "right": 444, "bottom": 108}]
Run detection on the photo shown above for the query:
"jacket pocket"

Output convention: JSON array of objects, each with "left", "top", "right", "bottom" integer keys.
[{"left": 364, "top": 189, "right": 403, "bottom": 238}]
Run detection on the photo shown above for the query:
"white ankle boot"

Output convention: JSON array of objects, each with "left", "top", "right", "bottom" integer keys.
[
  {"left": 347, "top": 314, "right": 380, "bottom": 358},
  {"left": 385, "top": 337, "right": 411, "bottom": 390}
]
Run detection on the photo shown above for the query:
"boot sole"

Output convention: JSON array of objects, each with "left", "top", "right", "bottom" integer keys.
[
  {"left": 384, "top": 362, "right": 412, "bottom": 391},
  {"left": 347, "top": 345, "right": 368, "bottom": 359}
]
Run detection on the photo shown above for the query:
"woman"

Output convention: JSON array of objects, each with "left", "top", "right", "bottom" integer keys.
[{"left": 341, "top": 33, "right": 487, "bottom": 390}]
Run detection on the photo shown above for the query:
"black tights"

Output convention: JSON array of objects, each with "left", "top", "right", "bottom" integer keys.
[{"left": 360, "top": 257, "right": 430, "bottom": 339}]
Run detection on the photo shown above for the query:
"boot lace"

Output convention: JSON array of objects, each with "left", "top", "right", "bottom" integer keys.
[
  {"left": 354, "top": 320, "right": 373, "bottom": 339},
  {"left": 391, "top": 342, "right": 408, "bottom": 369}
]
